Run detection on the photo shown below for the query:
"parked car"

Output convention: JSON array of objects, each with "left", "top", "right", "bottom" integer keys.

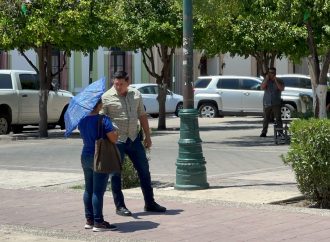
[
  {"left": 276, "top": 74, "right": 313, "bottom": 93},
  {"left": 194, "top": 75, "right": 312, "bottom": 119},
  {"left": 129, "top": 83, "right": 183, "bottom": 118},
  {"left": 0, "top": 70, "right": 73, "bottom": 134}
]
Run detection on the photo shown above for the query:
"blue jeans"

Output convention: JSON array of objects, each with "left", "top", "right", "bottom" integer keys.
[
  {"left": 111, "top": 136, "right": 154, "bottom": 208},
  {"left": 81, "top": 154, "right": 109, "bottom": 223}
]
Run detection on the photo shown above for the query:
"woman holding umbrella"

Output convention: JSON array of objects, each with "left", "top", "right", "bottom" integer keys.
[
  {"left": 64, "top": 78, "right": 118, "bottom": 231},
  {"left": 78, "top": 98, "right": 118, "bottom": 232}
]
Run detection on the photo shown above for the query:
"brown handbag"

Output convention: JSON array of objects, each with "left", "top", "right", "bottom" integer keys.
[{"left": 94, "top": 115, "right": 122, "bottom": 173}]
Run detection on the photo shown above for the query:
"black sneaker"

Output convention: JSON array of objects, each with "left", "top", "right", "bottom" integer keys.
[
  {"left": 84, "top": 218, "right": 93, "bottom": 229},
  {"left": 116, "top": 207, "right": 132, "bottom": 216},
  {"left": 144, "top": 202, "right": 166, "bottom": 213},
  {"left": 93, "top": 221, "right": 117, "bottom": 232},
  {"left": 260, "top": 133, "right": 266, "bottom": 137}
]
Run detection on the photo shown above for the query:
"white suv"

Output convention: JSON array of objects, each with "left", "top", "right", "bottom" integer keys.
[{"left": 194, "top": 75, "right": 312, "bottom": 118}]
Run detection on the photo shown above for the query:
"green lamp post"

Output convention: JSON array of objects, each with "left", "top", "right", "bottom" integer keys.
[{"left": 175, "top": 0, "right": 209, "bottom": 190}]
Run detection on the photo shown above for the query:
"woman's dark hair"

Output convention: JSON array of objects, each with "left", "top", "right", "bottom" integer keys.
[{"left": 93, "top": 98, "right": 102, "bottom": 110}]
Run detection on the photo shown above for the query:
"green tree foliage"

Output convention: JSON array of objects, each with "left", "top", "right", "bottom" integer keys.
[
  {"left": 0, "top": 0, "right": 118, "bottom": 137},
  {"left": 108, "top": 0, "right": 182, "bottom": 130},
  {"left": 276, "top": 0, "right": 330, "bottom": 118},
  {"left": 193, "top": 0, "right": 306, "bottom": 75}
]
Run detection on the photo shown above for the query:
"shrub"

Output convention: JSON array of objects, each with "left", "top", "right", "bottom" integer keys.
[
  {"left": 291, "top": 109, "right": 314, "bottom": 119},
  {"left": 282, "top": 118, "right": 330, "bottom": 208},
  {"left": 121, "top": 155, "right": 140, "bottom": 189}
]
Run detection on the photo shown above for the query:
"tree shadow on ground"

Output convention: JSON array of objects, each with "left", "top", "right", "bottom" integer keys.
[
  {"left": 152, "top": 123, "right": 261, "bottom": 134},
  {"left": 203, "top": 135, "right": 285, "bottom": 147},
  {"left": 9, "top": 128, "right": 82, "bottom": 140},
  {"left": 209, "top": 182, "right": 297, "bottom": 189}
]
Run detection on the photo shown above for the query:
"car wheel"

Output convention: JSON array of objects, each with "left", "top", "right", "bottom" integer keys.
[
  {"left": 175, "top": 102, "right": 183, "bottom": 117},
  {"left": 150, "top": 114, "right": 159, "bottom": 118},
  {"left": 0, "top": 114, "right": 11, "bottom": 135},
  {"left": 48, "top": 124, "right": 57, "bottom": 129},
  {"left": 12, "top": 125, "right": 23, "bottom": 134},
  {"left": 198, "top": 103, "right": 218, "bottom": 118},
  {"left": 281, "top": 104, "right": 295, "bottom": 119},
  {"left": 59, "top": 105, "right": 68, "bottom": 130}
]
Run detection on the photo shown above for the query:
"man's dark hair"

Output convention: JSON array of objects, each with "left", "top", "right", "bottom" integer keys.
[
  {"left": 268, "top": 67, "right": 276, "bottom": 73},
  {"left": 113, "top": 71, "right": 129, "bottom": 80}
]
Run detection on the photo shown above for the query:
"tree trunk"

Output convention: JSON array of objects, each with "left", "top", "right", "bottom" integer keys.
[
  {"left": 157, "top": 82, "right": 167, "bottom": 130},
  {"left": 140, "top": 45, "right": 174, "bottom": 130},
  {"left": 37, "top": 44, "right": 52, "bottom": 137},
  {"left": 156, "top": 45, "right": 174, "bottom": 130},
  {"left": 316, "top": 84, "right": 328, "bottom": 118},
  {"left": 307, "top": 56, "right": 329, "bottom": 118}
]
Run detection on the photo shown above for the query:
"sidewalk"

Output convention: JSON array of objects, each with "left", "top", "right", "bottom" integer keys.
[
  {"left": 1, "top": 186, "right": 330, "bottom": 242},
  {"left": 1, "top": 117, "right": 330, "bottom": 241}
]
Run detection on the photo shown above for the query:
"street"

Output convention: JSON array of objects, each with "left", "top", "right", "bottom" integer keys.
[{"left": 0, "top": 116, "right": 289, "bottom": 187}]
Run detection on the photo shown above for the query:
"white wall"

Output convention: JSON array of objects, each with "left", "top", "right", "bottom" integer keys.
[
  {"left": 11, "top": 49, "right": 36, "bottom": 70},
  {"left": 275, "top": 57, "right": 289, "bottom": 74},
  {"left": 207, "top": 56, "right": 220, "bottom": 75},
  {"left": 223, "top": 55, "right": 252, "bottom": 76},
  {"left": 133, "top": 50, "right": 142, "bottom": 83},
  {"left": 96, "top": 47, "right": 104, "bottom": 79},
  {"left": 82, "top": 54, "right": 89, "bottom": 88}
]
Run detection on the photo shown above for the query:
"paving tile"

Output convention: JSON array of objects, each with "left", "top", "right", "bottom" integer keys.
[{"left": 2, "top": 188, "right": 330, "bottom": 242}]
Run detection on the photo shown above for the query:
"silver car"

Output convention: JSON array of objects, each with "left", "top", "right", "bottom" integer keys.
[
  {"left": 194, "top": 75, "right": 312, "bottom": 119},
  {"left": 130, "top": 83, "right": 183, "bottom": 118}
]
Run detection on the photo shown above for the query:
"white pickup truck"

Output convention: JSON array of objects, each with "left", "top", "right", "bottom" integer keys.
[{"left": 0, "top": 70, "right": 73, "bottom": 134}]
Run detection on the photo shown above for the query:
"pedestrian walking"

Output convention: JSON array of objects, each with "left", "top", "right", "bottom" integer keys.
[
  {"left": 102, "top": 71, "right": 166, "bottom": 216},
  {"left": 260, "top": 67, "right": 285, "bottom": 137}
]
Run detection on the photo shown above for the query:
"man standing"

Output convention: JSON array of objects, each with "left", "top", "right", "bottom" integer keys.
[
  {"left": 102, "top": 71, "right": 166, "bottom": 216},
  {"left": 260, "top": 67, "right": 285, "bottom": 137}
]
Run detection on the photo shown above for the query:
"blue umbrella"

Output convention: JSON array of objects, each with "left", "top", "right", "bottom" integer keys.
[{"left": 64, "top": 77, "right": 106, "bottom": 137}]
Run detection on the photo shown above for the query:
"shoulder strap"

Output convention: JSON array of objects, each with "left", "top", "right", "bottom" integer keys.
[{"left": 97, "top": 115, "right": 104, "bottom": 138}]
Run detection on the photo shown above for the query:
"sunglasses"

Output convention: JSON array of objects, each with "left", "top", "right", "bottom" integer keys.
[{"left": 268, "top": 71, "right": 276, "bottom": 74}]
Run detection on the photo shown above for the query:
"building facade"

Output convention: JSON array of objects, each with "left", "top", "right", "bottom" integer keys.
[{"left": 0, "top": 48, "right": 309, "bottom": 95}]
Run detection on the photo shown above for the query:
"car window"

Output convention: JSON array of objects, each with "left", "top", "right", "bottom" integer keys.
[
  {"left": 0, "top": 74, "right": 13, "bottom": 89},
  {"left": 281, "top": 77, "right": 299, "bottom": 88},
  {"left": 194, "top": 78, "right": 212, "bottom": 88},
  {"left": 19, "top": 74, "right": 39, "bottom": 90},
  {"left": 300, "top": 77, "right": 312, "bottom": 89},
  {"left": 150, "top": 86, "right": 157, "bottom": 94},
  {"left": 281, "top": 77, "right": 312, "bottom": 89},
  {"left": 154, "top": 86, "right": 171, "bottom": 95},
  {"left": 217, "top": 78, "right": 239, "bottom": 89},
  {"left": 241, "top": 79, "right": 261, "bottom": 90},
  {"left": 139, "top": 86, "right": 157, "bottom": 94}
]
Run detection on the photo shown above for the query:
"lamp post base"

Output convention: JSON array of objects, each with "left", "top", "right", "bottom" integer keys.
[{"left": 175, "top": 109, "right": 209, "bottom": 190}]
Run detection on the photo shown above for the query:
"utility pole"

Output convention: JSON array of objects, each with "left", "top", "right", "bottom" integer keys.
[
  {"left": 89, "top": 0, "right": 95, "bottom": 84},
  {"left": 175, "top": 0, "right": 209, "bottom": 190},
  {"left": 89, "top": 49, "right": 93, "bottom": 84}
]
